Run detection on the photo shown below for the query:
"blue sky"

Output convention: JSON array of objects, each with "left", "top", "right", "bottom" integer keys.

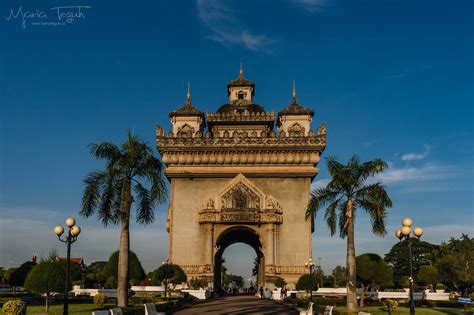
[{"left": 0, "top": 0, "right": 473, "bottom": 278}]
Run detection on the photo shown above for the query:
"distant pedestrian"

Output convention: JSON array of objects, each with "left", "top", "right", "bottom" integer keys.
[
  {"left": 280, "top": 287, "right": 286, "bottom": 300},
  {"left": 259, "top": 286, "right": 264, "bottom": 299}
]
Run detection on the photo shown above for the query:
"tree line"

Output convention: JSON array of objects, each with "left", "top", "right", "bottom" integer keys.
[{"left": 292, "top": 234, "right": 473, "bottom": 308}]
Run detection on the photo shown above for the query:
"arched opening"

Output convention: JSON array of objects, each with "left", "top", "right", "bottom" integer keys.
[{"left": 214, "top": 226, "right": 265, "bottom": 293}]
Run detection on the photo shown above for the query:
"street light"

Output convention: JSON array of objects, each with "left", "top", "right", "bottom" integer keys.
[
  {"left": 305, "top": 258, "right": 315, "bottom": 300},
  {"left": 54, "top": 217, "right": 81, "bottom": 315},
  {"left": 162, "top": 259, "right": 170, "bottom": 300},
  {"left": 395, "top": 217, "right": 424, "bottom": 315}
]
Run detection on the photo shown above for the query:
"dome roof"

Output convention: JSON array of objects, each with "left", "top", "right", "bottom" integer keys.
[{"left": 217, "top": 103, "right": 266, "bottom": 114}]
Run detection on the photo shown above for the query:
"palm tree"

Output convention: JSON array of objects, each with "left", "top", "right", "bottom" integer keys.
[
  {"left": 306, "top": 155, "right": 392, "bottom": 313},
  {"left": 80, "top": 132, "right": 167, "bottom": 307}
]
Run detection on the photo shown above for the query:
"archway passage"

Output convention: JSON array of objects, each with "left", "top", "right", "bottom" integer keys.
[{"left": 214, "top": 226, "right": 264, "bottom": 292}]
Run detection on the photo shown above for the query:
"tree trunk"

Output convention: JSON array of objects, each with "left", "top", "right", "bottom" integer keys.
[
  {"left": 117, "top": 180, "right": 132, "bottom": 307},
  {"left": 346, "top": 198, "right": 358, "bottom": 313},
  {"left": 45, "top": 293, "right": 49, "bottom": 312},
  {"left": 359, "top": 284, "right": 366, "bottom": 308}
]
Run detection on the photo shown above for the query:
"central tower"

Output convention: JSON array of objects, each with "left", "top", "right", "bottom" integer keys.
[{"left": 156, "top": 66, "right": 326, "bottom": 289}]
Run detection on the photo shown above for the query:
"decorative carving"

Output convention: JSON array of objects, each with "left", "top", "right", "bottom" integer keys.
[
  {"left": 177, "top": 124, "right": 195, "bottom": 137},
  {"left": 156, "top": 125, "right": 165, "bottom": 137},
  {"left": 317, "top": 123, "right": 326, "bottom": 136},
  {"left": 157, "top": 134, "right": 325, "bottom": 148},
  {"left": 274, "top": 265, "right": 308, "bottom": 274},
  {"left": 221, "top": 213, "right": 259, "bottom": 222},
  {"left": 265, "top": 265, "right": 276, "bottom": 274},
  {"left": 197, "top": 174, "right": 284, "bottom": 225},
  {"left": 288, "top": 123, "right": 305, "bottom": 137},
  {"left": 266, "top": 195, "right": 282, "bottom": 212},
  {"left": 221, "top": 182, "right": 260, "bottom": 210},
  {"left": 207, "top": 199, "right": 215, "bottom": 209},
  {"left": 181, "top": 264, "right": 213, "bottom": 274}
]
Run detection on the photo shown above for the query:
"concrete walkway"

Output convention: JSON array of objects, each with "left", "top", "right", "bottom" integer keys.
[{"left": 173, "top": 295, "right": 298, "bottom": 314}]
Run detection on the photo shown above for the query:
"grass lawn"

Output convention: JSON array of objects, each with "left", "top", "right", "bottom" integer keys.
[
  {"left": 25, "top": 303, "right": 116, "bottom": 315},
  {"left": 335, "top": 305, "right": 474, "bottom": 314}
]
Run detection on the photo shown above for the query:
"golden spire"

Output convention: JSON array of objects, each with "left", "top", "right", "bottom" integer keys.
[
  {"left": 186, "top": 81, "right": 191, "bottom": 106},
  {"left": 239, "top": 59, "right": 243, "bottom": 80}
]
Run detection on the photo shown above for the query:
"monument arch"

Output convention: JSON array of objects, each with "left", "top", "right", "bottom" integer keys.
[
  {"left": 156, "top": 65, "right": 326, "bottom": 288},
  {"left": 213, "top": 226, "right": 264, "bottom": 290}
]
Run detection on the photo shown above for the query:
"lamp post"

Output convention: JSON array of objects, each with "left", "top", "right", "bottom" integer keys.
[
  {"left": 395, "top": 217, "right": 424, "bottom": 315},
  {"left": 305, "top": 258, "right": 315, "bottom": 300},
  {"left": 54, "top": 217, "right": 81, "bottom": 315},
  {"left": 162, "top": 259, "right": 169, "bottom": 300}
]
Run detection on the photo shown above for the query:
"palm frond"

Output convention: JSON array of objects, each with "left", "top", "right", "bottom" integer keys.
[
  {"left": 325, "top": 155, "right": 344, "bottom": 179},
  {"left": 97, "top": 177, "right": 118, "bottom": 226},
  {"left": 134, "top": 156, "right": 167, "bottom": 205},
  {"left": 81, "top": 170, "right": 107, "bottom": 218},
  {"left": 305, "top": 186, "right": 339, "bottom": 220},
  {"left": 355, "top": 183, "right": 391, "bottom": 236},
  {"left": 324, "top": 197, "right": 342, "bottom": 236},
  {"left": 359, "top": 158, "right": 389, "bottom": 182},
  {"left": 89, "top": 142, "right": 121, "bottom": 164},
  {"left": 134, "top": 182, "right": 154, "bottom": 225}
]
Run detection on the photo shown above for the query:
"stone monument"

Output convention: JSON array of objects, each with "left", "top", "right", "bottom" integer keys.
[{"left": 156, "top": 65, "right": 326, "bottom": 289}]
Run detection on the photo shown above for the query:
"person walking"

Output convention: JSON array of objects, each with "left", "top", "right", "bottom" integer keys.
[{"left": 259, "top": 286, "right": 264, "bottom": 299}]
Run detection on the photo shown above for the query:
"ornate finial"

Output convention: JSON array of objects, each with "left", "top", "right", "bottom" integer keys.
[
  {"left": 239, "top": 59, "right": 243, "bottom": 80},
  {"left": 291, "top": 80, "right": 297, "bottom": 105},
  {"left": 186, "top": 81, "right": 191, "bottom": 106}
]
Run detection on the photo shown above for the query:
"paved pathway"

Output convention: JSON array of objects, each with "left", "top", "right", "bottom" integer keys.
[{"left": 173, "top": 295, "right": 298, "bottom": 314}]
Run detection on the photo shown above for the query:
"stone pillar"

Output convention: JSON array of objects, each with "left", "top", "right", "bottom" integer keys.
[
  {"left": 204, "top": 224, "right": 214, "bottom": 266},
  {"left": 266, "top": 224, "right": 275, "bottom": 266},
  {"left": 257, "top": 256, "right": 265, "bottom": 286}
]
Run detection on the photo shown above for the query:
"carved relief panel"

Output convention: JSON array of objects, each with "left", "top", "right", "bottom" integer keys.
[{"left": 198, "top": 174, "right": 283, "bottom": 225}]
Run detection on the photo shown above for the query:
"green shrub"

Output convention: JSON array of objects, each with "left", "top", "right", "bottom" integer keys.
[
  {"left": 93, "top": 293, "right": 107, "bottom": 307},
  {"left": 382, "top": 299, "right": 398, "bottom": 311},
  {"left": 2, "top": 300, "right": 27, "bottom": 315},
  {"left": 188, "top": 277, "right": 208, "bottom": 290},
  {"left": 274, "top": 277, "right": 287, "bottom": 288},
  {"left": 435, "top": 283, "right": 445, "bottom": 290},
  {"left": 295, "top": 274, "right": 318, "bottom": 291}
]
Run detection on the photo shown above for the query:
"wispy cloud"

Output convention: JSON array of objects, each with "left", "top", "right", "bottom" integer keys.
[
  {"left": 196, "top": 0, "right": 275, "bottom": 53},
  {"left": 311, "top": 178, "right": 330, "bottom": 191},
  {"left": 374, "top": 163, "right": 450, "bottom": 184},
  {"left": 401, "top": 144, "right": 431, "bottom": 161},
  {"left": 292, "top": 0, "right": 327, "bottom": 13}
]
